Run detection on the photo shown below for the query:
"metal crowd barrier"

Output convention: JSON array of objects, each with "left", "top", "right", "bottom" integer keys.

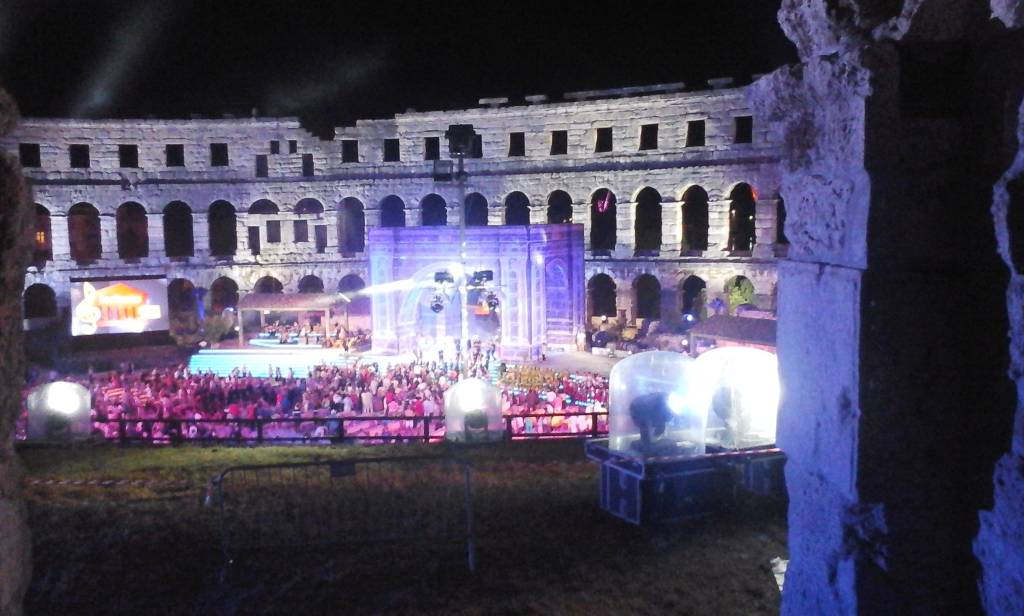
[{"left": 206, "top": 455, "right": 475, "bottom": 577}]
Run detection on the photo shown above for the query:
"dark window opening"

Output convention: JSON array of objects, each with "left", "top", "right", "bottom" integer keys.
[
  {"left": 680, "top": 276, "right": 707, "bottom": 316},
  {"left": 254, "top": 276, "right": 283, "bottom": 293},
  {"left": 470, "top": 134, "right": 483, "bottom": 158},
  {"left": 19, "top": 143, "right": 40, "bottom": 167},
  {"left": 508, "top": 132, "right": 525, "bottom": 157},
  {"left": 288, "top": 139, "right": 298, "bottom": 154},
  {"left": 728, "top": 183, "right": 757, "bottom": 252},
  {"left": 550, "top": 130, "right": 568, "bottom": 155},
  {"left": 587, "top": 274, "right": 617, "bottom": 319},
  {"left": 255, "top": 155, "right": 268, "bottom": 178},
  {"left": 270, "top": 140, "right": 280, "bottom": 154},
  {"left": 210, "top": 143, "right": 229, "bottom": 167},
  {"left": 634, "top": 274, "right": 661, "bottom": 320},
  {"left": 339, "top": 197, "right": 366, "bottom": 252},
  {"left": 69, "top": 144, "right": 90, "bottom": 168},
  {"left": 425, "top": 137, "right": 441, "bottom": 161},
  {"left": 547, "top": 190, "right": 573, "bottom": 224},
  {"left": 166, "top": 144, "right": 185, "bottom": 167},
  {"left": 421, "top": 194, "right": 448, "bottom": 226},
  {"left": 595, "top": 128, "right": 613, "bottom": 153},
  {"left": 118, "top": 144, "right": 139, "bottom": 168},
  {"left": 210, "top": 277, "right": 240, "bottom": 312},
  {"left": 69, "top": 203, "right": 101, "bottom": 262},
  {"left": 380, "top": 195, "right": 406, "bottom": 227},
  {"left": 315, "top": 225, "right": 327, "bottom": 253},
  {"left": 294, "top": 220, "right": 309, "bottom": 242},
  {"left": 734, "top": 116, "right": 753, "bottom": 144},
  {"left": 298, "top": 275, "right": 324, "bottom": 293},
  {"left": 209, "top": 201, "right": 238, "bottom": 257},
  {"left": 163, "top": 201, "right": 194, "bottom": 258},
  {"left": 341, "top": 140, "right": 359, "bottom": 163},
  {"left": 590, "top": 189, "right": 617, "bottom": 252},
  {"left": 116, "top": 202, "right": 149, "bottom": 260},
  {"left": 383, "top": 139, "right": 400, "bottom": 162},
  {"left": 266, "top": 220, "right": 281, "bottom": 243},
  {"left": 248, "top": 226, "right": 261, "bottom": 255},
  {"left": 639, "top": 124, "right": 659, "bottom": 150},
  {"left": 465, "top": 193, "right": 489, "bottom": 226},
  {"left": 682, "top": 186, "right": 710, "bottom": 252},
  {"left": 504, "top": 192, "right": 531, "bottom": 226},
  {"left": 686, "top": 120, "right": 706, "bottom": 147},
  {"left": 634, "top": 187, "right": 662, "bottom": 255},
  {"left": 302, "top": 153, "right": 314, "bottom": 177},
  {"left": 23, "top": 285, "right": 57, "bottom": 320}
]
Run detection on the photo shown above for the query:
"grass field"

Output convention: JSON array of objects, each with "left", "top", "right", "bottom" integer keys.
[{"left": 19, "top": 440, "right": 787, "bottom": 615}]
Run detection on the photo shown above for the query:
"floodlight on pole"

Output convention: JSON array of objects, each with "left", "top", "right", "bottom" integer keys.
[{"left": 442, "top": 123, "right": 477, "bottom": 368}]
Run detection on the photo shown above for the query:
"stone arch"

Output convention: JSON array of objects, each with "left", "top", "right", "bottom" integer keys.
[
  {"left": 116, "top": 201, "right": 148, "bottom": 259},
  {"left": 23, "top": 283, "right": 57, "bottom": 319},
  {"left": 167, "top": 278, "right": 197, "bottom": 314},
  {"left": 208, "top": 200, "right": 237, "bottom": 257},
  {"left": 294, "top": 198, "right": 324, "bottom": 216},
  {"left": 724, "top": 275, "right": 755, "bottom": 313},
  {"left": 682, "top": 185, "right": 710, "bottom": 252},
  {"left": 254, "top": 275, "right": 283, "bottom": 294},
  {"left": 209, "top": 276, "right": 239, "bottom": 313},
  {"left": 727, "top": 183, "right": 757, "bottom": 252},
  {"left": 420, "top": 193, "right": 448, "bottom": 226},
  {"left": 163, "top": 201, "right": 194, "bottom": 258},
  {"left": 587, "top": 273, "right": 617, "bottom": 320},
  {"left": 338, "top": 197, "right": 365, "bottom": 253},
  {"left": 464, "top": 192, "right": 489, "bottom": 226},
  {"left": 248, "top": 199, "right": 279, "bottom": 215},
  {"left": 297, "top": 274, "right": 324, "bottom": 293},
  {"left": 68, "top": 202, "right": 101, "bottom": 262},
  {"left": 590, "top": 188, "right": 617, "bottom": 252},
  {"left": 33, "top": 204, "right": 52, "bottom": 264},
  {"left": 634, "top": 186, "right": 662, "bottom": 255},
  {"left": 679, "top": 275, "right": 707, "bottom": 317},
  {"left": 380, "top": 195, "right": 406, "bottom": 228},
  {"left": 547, "top": 190, "right": 573, "bottom": 224},
  {"left": 504, "top": 191, "right": 531, "bottom": 226},
  {"left": 633, "top": 273, "right": 661, "bottom": 320},
  {"left": 338, "top": 274, "right": 370, "bottom": 317}
]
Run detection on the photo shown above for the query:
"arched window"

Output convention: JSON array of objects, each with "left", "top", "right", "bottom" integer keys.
[
  {"left": 33, "top": 204, "right": 52, "bottom": 264},
  {"left": 294, "top": 198, "right": 324, "bottom": 216},
  {"left": 464, "top": 193, "right": 489, "bottom": 226},
  {"left": 682, "top": 186, "right": 709, "bottom": 252},
  {"left": 680, "top": 275, "right": 707, "bottom": 317},
  {"left": 590, "top": 189, "right": 617, "bottom": 253},
  {"left": 504, "top": 192, "right": 531, "bottom": 226},
  {"left": 547, "top": 190, "right": 573, "bottom": 224},
  {"left": 117, "top": 202, "right": 149, "bottom": 259},
  {"left": 725, "top": 275, "right": 756, "bottom": 313},
  {"left": 208, "top": 201, "right": 237, "bottom": 257},
  {"left": 338, "top": 197, "right": 366, "bottom": 253},
  {"left": 163, "top": 201, "right": 194, "bottom": 257},
  {"left": 254, "top": 276, "right": 283, "bottom": 294},
  {"left": 249, "top": 199, "right": 279, "bottom": 216},
  {"left": 587, "top": 274, "right": 617, "bottom": 319},
  {"left": 68, "top": 203, "right": 102, "bottom": 263},
  {"left": 209, "top": 277, "right": 239, "bottom": 313},
  {"left": 380, "top": 195, "right": 406, "bottom": 228},
  {"left": 634, "top": 187, "right": 662, "bottom": 255},
  {"left": 298, "top": 275, "right": 324, "bottom": 293},
  {"left": 339, "top": 274, "right": 370, "bottom": 317},
  {"left": 728, "top": 183, "right": 757, "bottom": 252},
  {"left": 633, "top": 274, "right": 661, "bottom": 320},
  {"left": 167, "top": 279, "right": 197, "bottom": 314},
  {"left": 420, "top": 194, "right": 448, "bottom": 226},
  {"left": 23, "top": 284, "right": 57, "bottom": 319}
]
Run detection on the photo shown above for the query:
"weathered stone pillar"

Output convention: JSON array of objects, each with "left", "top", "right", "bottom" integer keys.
[
  {"left": 661, "top": 200, "right": 682, "bottom": 255},
  {"left": 98, "top": 211, "right": 116, "bottom": 260},
  {"left": 148, "top": 207, "right": 165, "bottom": 258},
  {"left": 0, "top": 88, "right": 33, "bottom": 616},
  {"left": 50, "top": 213, "right": 71, "bottom": 263},
  {"left": 572, "top": 202, "right": 591, "bottom": 251},
  {"left": 615, "top": 200, "right": 635, "bottom": 258},
  {"left": 752, "top": 197, "right": 776, "bottom": 259},
  {"left": 750, "top": 1, "right": 1024, "bottom": 613},
  {"left": 706, "top": 199, "right": 731, "bottom": 256},
  {"left": 529, "top": 203, "right": 545, "bottom": 225}
]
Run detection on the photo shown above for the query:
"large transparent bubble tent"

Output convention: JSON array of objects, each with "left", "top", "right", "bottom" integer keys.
[
  {"left": 693, "top": 346, "right": 780, "bottom": 450},
  {"left": 444, "top": 378, "right": 505, "bottom": 442},
  {"left": 26, "top": 381, "right": 92, "bottom": 441},
  {"left": 608, "top": 351, "right": 706, "bottom": 457}
]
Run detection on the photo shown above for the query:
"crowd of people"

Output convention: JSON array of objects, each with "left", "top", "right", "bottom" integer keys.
[
  {"left": 257, "top": 320, "right": 372, "bottom": 351},
  {"left": 16, "top": 358, "right": 609, "bottom": 444}
]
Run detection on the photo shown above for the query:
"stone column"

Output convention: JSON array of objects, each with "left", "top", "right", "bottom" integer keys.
[
  {"left": 752, "top": 197, "right": 776, "bottom": 259},
  {"left": 661, "top": 200, "right": 682, "bottom": 255},
  {"left": 363, "top": 207, "right": 380, "bottom": 253},
  {"left": 407, "top": 204, "right": 422, "bottom": 227},
  {"left": 193, "top": 210, "right": 209, "bottom": 259},
  {"left": 98, "top": 212, "right": 116, "bottom": 261},
  {"left": 573, "top": 202, "right": 591, "bottom": 251},
  {"left": 529, "top": 204, "right": 545, "bottom": 225},
  {"left": 615, "top": 200, "right": 635, "bottom": 258},
  {"left": 148, "top": 209, "right": 165, "bottom": 259},
  {"left": 50, "top": 213, "right": 71, "bottom": 263},
  {"left": 0, "top": 88, "right": 33, "bottom": 616},
  {"left": 487, "top": 202, "right": 503, "bottom": 227},
  {"left": 705, "top": 200, "right": 731, "bottom": 257}
]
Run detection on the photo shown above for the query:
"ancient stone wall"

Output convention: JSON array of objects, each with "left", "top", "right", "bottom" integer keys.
[{"left": 1, "top": 84, "right": 784, "bottom": 330}]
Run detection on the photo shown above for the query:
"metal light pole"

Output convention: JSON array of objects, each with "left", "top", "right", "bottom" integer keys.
[{"left": 443, "top": 124, "right": 476, "bottom": 370}]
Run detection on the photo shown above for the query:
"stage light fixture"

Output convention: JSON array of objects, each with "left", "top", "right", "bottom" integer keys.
[
  {"left": 430, "top": 294, "right": 445, "bottom": 313},
  {"left": 434, "top": 271, "right": 455, "bottom": 284},
  {"left": 486, "top": 293, "right": 499, "bottom": 309}
]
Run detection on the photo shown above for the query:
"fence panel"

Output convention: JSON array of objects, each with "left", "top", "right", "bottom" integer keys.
[{"left": 209, "top": 455, "right": 475, "bottom": 576}]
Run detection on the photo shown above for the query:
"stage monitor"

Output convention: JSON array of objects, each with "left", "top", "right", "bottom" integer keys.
[{"left": 70, "top": 277, "right": 170, "bottom": 336}]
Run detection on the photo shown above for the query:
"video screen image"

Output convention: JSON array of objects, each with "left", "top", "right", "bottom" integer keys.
[{"left": 70, "top": 278, "right": 170, "bottom": 336}]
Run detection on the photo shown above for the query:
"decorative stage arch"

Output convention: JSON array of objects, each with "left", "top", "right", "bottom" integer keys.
[{"left": 368, "top": 225, "right": 585, "bottom": 360}]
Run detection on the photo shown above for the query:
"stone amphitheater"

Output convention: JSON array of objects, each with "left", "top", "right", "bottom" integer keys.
[{"left": 1, "top": 79, "right": 785, "bottom": 329}]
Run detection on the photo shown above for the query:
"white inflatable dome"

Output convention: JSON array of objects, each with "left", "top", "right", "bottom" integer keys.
[
  {"left": 608, "top": 351, "right": 705, "bottom": 458},
  {"left": 693, "top": 346, "right": 780, "bottom": 450},
  {"left": 444, "top": 378, "right": 504, "bottom": 442},
  {"left": 26, "top": 381, "right": 92, "bottom": 441}
]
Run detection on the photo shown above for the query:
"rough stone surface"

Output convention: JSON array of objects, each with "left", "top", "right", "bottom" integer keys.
[
  {"left": 0, "top": 88, "right": 32, "bottom": 616},
  {"left": 754, "top": 1, "right": 1024, "bottom": 614}
]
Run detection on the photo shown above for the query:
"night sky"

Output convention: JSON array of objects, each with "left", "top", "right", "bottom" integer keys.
[{"left": 0, "top": 1, "right": 796, "bottom": 137}]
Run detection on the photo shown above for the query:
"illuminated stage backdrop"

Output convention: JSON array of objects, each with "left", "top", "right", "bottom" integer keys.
[{"left": 368, "top": 224, "right": 585, "bottom": 361}]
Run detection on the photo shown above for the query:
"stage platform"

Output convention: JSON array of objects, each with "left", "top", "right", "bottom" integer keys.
[{"left": 188, "top": 348, "right": 414, "bottom": 377}]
